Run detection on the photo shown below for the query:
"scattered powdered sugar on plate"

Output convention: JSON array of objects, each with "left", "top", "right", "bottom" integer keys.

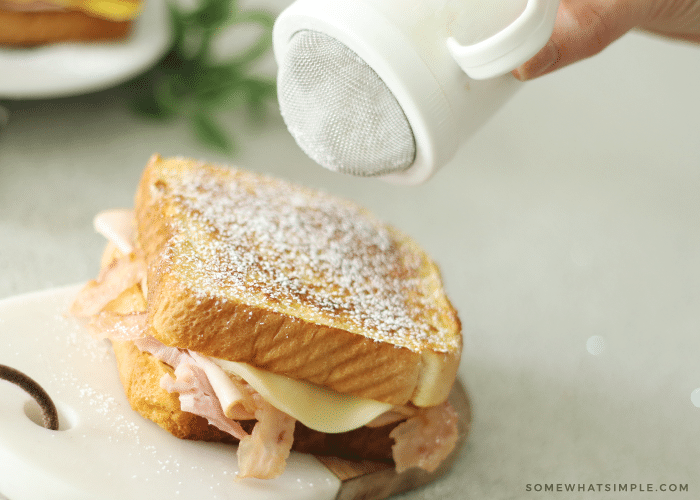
[
  {"left": 154, "top": 162, "right": 459, "bottom": 353},
  {"left": 49, "top": 368, "right": 142, "bottom": 443}
]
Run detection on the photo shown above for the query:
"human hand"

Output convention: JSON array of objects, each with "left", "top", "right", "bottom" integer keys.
[{"left": 512, "top": 0, "right": 700, "bottom": 80}]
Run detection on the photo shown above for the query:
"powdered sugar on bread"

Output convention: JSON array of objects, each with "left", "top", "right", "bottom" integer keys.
[{"left": 152, "top": 157, "right": 459, "bottom": 354}]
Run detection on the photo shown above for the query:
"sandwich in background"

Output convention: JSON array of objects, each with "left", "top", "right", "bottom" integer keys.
[
  {"left": 71, "top": 154, "right": 467, "bottom": 481},
  {"left": 0, "top": 0, "right": 141, "bottom": 46}
]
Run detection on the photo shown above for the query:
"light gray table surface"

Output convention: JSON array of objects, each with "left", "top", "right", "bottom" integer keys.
[{"left": 1, "top": 18, "right": 700, "bottom": 500}]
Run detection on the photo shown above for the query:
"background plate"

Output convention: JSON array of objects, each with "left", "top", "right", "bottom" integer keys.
[{"left": 0, "top": 0, "right": 171, "bottom": 99}]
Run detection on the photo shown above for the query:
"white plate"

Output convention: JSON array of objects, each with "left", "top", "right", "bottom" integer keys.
[
  {"left": 0, "top": 0, "right": 172, "bottom": 99},
  {"left": 0, "top": 285, "right": 340, "bottom": 500}
]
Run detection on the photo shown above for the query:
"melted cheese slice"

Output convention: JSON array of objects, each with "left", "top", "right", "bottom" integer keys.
[{"left": 210, "top": 358, "right": 393, "bottom": 434}]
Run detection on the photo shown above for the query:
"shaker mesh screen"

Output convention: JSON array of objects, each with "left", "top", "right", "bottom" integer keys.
[{"left": 278, "top": 30, "right": 416, "bottom": 177}]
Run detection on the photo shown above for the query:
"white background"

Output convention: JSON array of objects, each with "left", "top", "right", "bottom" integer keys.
[{"left": 1, "top": 4, "right": 699, "bottom": 498}]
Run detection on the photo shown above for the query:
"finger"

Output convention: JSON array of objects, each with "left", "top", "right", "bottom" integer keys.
[
  {"left": 642, "top": 0, "right": 700, "bottom": 41},
  {"left": 512, "top": 0, "right": 645, "bottom": 80}
]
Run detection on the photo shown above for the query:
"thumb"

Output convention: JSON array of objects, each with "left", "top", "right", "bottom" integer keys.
[{"left": 512, "top": 0, "right": 645, "bottom": 80}]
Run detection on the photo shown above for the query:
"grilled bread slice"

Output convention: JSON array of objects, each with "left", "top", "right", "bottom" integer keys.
[
  {"left": 134, "top": 155, "right": 461, "bottom": 407},
  {"left": 0, "top": 0, "right": 140, "bottom": 46},
  {"left": 0, "top": 11, "right": 131, "bottom": 46}
]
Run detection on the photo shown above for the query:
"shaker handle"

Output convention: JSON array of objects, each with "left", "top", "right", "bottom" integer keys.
[{"left": 446, "top": 0, "right": 560, "bottom": 80}]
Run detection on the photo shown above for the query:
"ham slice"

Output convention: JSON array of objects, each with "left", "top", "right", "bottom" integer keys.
[
  {"left": 70, "top": 254, "right": 145, "bottom": 318},
  {"left": 189, "top": 352, "right": 256, "bottom": 421},
  {"left": 133, "top": 335, "right": 187, "bottom": 368},
  {"left": 237, "top": 393, "right": 296, "bottom": 480},
  {"left": 140, "top": 340, "right": 254, "bottom": 441},
  {"left": 161, "top": 356, "right": 249, "bottom": 441},
  {"left": 130, "top": 336, "right": 296, "bottom": 479},
  {"left": 87, "top": 311, "right": 146, "bottom": 341},
  {"left": 389, "top": 401, "right": 459, "bottom": 473},
  {"left": 157, "top": 344, "right": 295, "bottom": 479},
  {"left": 71, "top": 209, "right": 144, "bottom": 318}
]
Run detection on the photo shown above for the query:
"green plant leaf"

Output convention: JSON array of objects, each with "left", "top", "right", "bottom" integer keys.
[
  {"left": 191, "top": 111, "right": 235, "bottom": 153},
  {"left": 192, "top": 0, "right": 234, "bottom": 28},
  {"left": 236, "top": 9, "right": 274, "bottom": 28},
  {"left": 130, "top": 73, "right": 177, "bottom": 120},
  {"left": 127, "top": 0, "right": 275, "bottom": 153}
]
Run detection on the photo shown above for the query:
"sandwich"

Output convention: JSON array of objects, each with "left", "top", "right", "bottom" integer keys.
[
  {"left": 0, "top": 0, "right": 140, "bottom": 46},
  {"left": 71, "top": 154, "right": 465, "bottom": 480}
]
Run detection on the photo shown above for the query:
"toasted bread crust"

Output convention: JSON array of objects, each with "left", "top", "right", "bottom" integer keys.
[
  {"left": 0, "top": 10, "right": 131, "bottom": 46},
  {"left": 134, "top": 155, "right": 461, "bottom": 406}
]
